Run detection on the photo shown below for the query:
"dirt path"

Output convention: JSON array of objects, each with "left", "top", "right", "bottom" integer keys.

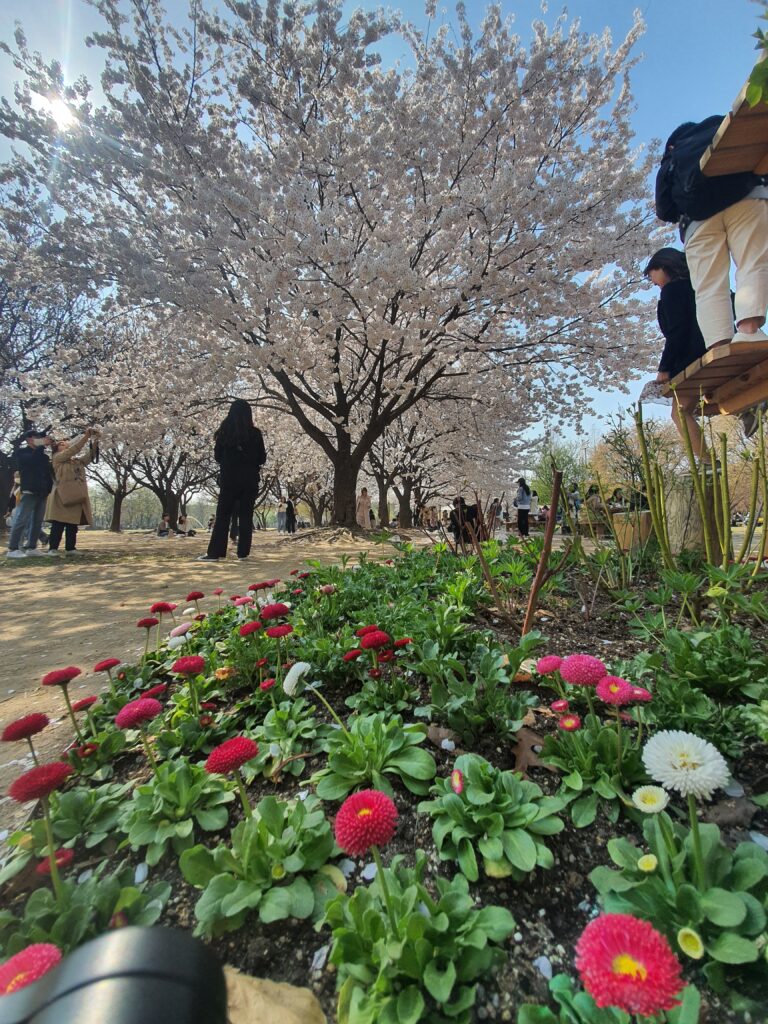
[{"left": 0, "top": 527, "right": 393, "bottom": 831}]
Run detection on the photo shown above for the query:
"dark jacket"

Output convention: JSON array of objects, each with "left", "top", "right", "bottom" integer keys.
[
  {"left": 657, "top": 279, "right": 707, "bottom": 378},
  {"left": 214, "top": 429, "right": 266, "bottom": 488},
  {"left": 12, "top": 445, "right": 54, "bottom": 495}
]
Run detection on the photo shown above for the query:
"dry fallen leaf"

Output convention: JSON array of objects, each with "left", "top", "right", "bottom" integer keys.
[
  {"left": 225, "top": 967, "right": 327, "bottom": 1024},
  {"left": 427, "top": 724, "right": 459, "bottom": 750},
  {"left": 511, "top": 727, "right": 556, "bottom": 777}
]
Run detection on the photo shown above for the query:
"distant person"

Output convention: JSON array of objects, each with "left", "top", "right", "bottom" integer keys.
[
  {"left": 285, "top": 495, "right": 297, "bottom": 534},
  {"left": 177, "top": 514, "right": 196, "bottom": 537},
  {"left": 609, "top": 487, "right": 627, "bottom": 511},
  {"left": 277, "top": 498, "right": 286, "bottom": 533},
  {"left": 157, "top": 513, "right": 172, "bottom": 537},
  {"left": 6, "top": 430, "right": 54, "bottom": 559},
  {"left": 199, "top": 399, "right": 266, "bottom": 561},
  {"left": 530, "top": 490, "right": 540, "bottom": 520},
  {"left": 488, "top": 497, "right": 502, "bottom": 535},
  {"left": 47, "top": 429, "right": 99, "bottom": 554},
  {"left": 449, "top": 496, "right": 477, "bottom": 544},
  {"left": 206, "top": 515, "right": 214, "bottom": 531},
  {"left": 515, "top": 478, "right": 531, "bottom": 538},
  {"left": 355, "top": 487, "right": 371, "bottom": 530}
]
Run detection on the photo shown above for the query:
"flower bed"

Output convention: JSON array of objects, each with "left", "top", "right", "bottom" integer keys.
[{"left": 1, "top": 541, "right": 767, "bottom": 1020}]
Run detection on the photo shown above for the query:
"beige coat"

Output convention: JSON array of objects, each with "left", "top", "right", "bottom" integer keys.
[
  {"left": 46, "top": 435, "right": 95, "bottom": 526},
  {"left": 355, "top": 491, "right": 372, "bottom": 529}
]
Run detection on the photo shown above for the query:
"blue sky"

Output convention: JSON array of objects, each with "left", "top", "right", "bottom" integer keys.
[{"left": 0, "top": 0, "right": 763, "bottom": 438}]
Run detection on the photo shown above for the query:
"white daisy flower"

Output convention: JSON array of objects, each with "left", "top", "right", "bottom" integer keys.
[
  {"left": 283, "top": 661, "right": 312, "bottom": 697},
  {"left": 642, "top": 730, "right": 729, "bottom": 800},
  {"left": 632, "top": 785, "right": 669, "bottom": 814}
]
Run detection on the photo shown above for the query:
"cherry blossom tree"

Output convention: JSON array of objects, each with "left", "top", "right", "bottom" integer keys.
[{"left": 0, "top": 1, "right": 659, "bottom": 525}]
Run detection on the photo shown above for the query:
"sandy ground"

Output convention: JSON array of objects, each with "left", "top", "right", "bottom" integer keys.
[{"left": 0, "top": 527, "right": 391, "bottom": 831}]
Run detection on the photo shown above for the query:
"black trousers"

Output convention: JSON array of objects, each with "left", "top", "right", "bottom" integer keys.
[
  {"left": 208, "top": 482, "right": 256, "bottom": 558},
  {"left": 285, "top": 514, "right": 296, "bottom": 534},
  {"left": 49, "top": 521, "right": 79, "bottom": 551},
  {"left": 517, "top": 509, "right": 529, "bottom": 537}
]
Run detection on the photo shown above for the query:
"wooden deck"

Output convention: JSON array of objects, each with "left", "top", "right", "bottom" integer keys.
[
  {"left": 701, "top": 78, "right": 768, "bottom": 176},
  {"left": 663, "top": 341, "right": 768, "bottom": 416}
]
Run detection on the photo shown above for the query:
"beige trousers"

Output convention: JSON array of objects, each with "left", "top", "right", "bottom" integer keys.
[{"left": 685, "top": 197, "right": 768, "bottom": 346}]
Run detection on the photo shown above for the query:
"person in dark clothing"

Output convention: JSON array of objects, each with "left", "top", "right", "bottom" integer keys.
[
  {"left": 644, "top": 248, "right": 708, "bottom": 460},
  {"left": 449, "top": 497, "right": 477, "bottom": 545},
  {"left": 198, "top": 400, "right": 266, "bottom": 561},
  {"left": 6, "top": 430, "right": 54, "bottom": 559},
  {"left": 285, "top": 496, "right": 297, "bottom": 534}
]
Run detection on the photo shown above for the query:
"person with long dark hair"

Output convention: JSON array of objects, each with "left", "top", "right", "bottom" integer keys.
[
  {"left": 198, "top": 400, "right": 266, "bottom": 561},
  {"left": 644, "top": 248, "right": 708, "bottom": 457},
  {"left": 515, "top": 477, "right": 531, "bottom": 537}
]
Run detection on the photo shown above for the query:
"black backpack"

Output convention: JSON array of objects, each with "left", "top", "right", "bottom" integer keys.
[{"left": 655, "top": 115, "right": 761, "bottom": 224}]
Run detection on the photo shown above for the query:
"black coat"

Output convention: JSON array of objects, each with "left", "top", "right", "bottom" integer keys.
[
  {"left": 12, "top": 446, "right": 54, "bottom": 495},
  {"left": 214, "top": 429, "right": 266, "bottom": 488},
  {"left": 657, "top": 279, "right": 707, "bottom": 378}
]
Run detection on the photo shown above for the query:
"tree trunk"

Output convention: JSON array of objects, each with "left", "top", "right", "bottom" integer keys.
[
  {"left": 0, "top": 452, "right": 13, "bottom": 535},
  {"left": 665, "top": 475, "right": 725, "bottom": 561},
  {"left": 331, "top": 454, "right": 361, "bottom": 527},
  {"left": 375, "top": 478, "right": 390, "bottom": 528},
  {"left": 109, "top": 490, "right": 125, "bottom": 532},
  {"left": 396, "top": 480, "right": 413, "bottom": 528}
]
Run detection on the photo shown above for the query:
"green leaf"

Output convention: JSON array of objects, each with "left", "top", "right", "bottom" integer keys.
[
  {"left": 501, "top": 828, "right": 537, "bottom": 873},
  {"left": 668, "top": 984, "right": 701, "bottom": 1024},
  {"left": 395, "top": 986, "right": 425, "bottom": 1024},
  {"left": 517, "top": 1007, "right": 559, "bottom": 1024},
  {"left": 706, "top": 932, "right": 758, "bottom": 964},
  {"left": 179, "top": 845, "right": 219, "bottom": 888},
  {"left": 701, "top": 887, "right": 747, "bottom": 927},
  {"left": 424, "top": 958, "right": 457, "bottom": 1003},
  {"left": 571, "top": 792, "right": 598, "bottom": 829}
]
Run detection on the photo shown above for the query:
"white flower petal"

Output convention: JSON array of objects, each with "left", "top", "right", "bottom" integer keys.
[{"left": 642, "top": 730, "right": 729, "bottom": 801}]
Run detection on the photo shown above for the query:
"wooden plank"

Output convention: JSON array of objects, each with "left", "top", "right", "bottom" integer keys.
[
  {"left": 663, "top": 342, "right": 768, "bottom": 416},
  {"left": 700, "top": 73, "right": 768, "bottom": 177}
]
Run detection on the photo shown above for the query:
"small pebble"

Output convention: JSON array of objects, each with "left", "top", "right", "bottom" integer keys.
[
  {"left": 533, "top": 955, "right": 553, "bottom": 980},
  {"left": 724, "top": 780, "right": 745, "bottom": 798},
  {"left": 134, "top": 862, "right": 149, "bottom": 884},
  {"left": 338, "top": 858, "right": 356, "bottom": 878},
  {"left": 361, "top": 861, "right": 378, "bottom": 880},
  {"left": 440, "top": 738, "right": 456, "bottom": 751},
  {"left": 78, "top": 869, "right": 94, "bottom": 884},
  {"left": 538, "top": 908, "right": 546, "bottom": 917},
  {"left": 513, "top": 932, "right": 523, "bottom": 942},
  {"left": 311, "top": 945, "right": 329, "bottom": 971},
  {"left": 749, "top": 831, "right": 768, "bottom": 852}
]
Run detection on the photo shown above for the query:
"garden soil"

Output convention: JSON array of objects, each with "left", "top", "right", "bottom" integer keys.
[{"left": 0, "top": 527, "right": 397, "bottom": 832}]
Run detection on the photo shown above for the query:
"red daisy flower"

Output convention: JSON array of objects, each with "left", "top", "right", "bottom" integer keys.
[
  {"left": 558, "top": 714, "right": 582, "bottom": 732},
  {"left": 149, "top": 602, "right": 177, "bottom": 615},
  {"left": 596, "top": 676, "right": 634, "bottom": 706},
  {"left": 360, "top": 630, "right": 391, "bottom": 650},
  {"left": 334, "top": 789, "right": 398, "bottom": 856},
  {"left": 630, "top": 686, "right": 653, "bottom": 703},
  {"left": 575, "top": 913, "right": 684, "bottom": 1017},
  {"left": 343, "top": 649, "right": 363, "bottom": 662},
  {"left": 247, "top": 582, "right": 265, "bottom": 592},
  {"left": 319, "top": 584, "right": 337, "bottom": 595},
  {"left": 143, "top": 683, "right": 168, "bottom": 699},
  {"left": 265, "top": 624, "right": 293, "bottom": 639},
  {"left": 393, "top": 638, "right": 412, "bottom": 648},
  {"left": 199, "top": 715, "right": 214, "bottom": 728},
  {"left": 239, "top": 621, "right": 263, "bottom": 637},
  {"left": 1, "top": 714, "right": 49, "bottom": 743},
  {"left": 550, "top": 699, "right": 570, "bottom": 713},
  {"left": 171, "top": 655, "right": 206, "bottom": 676},
  {"left": 297, "top": 572, "right": 310, "bottom": 580},
  {"left": 233, "top": 596, "right": 253, "bottom": 607},
  {"left": 194, "top": 613, "right": 207, "bottom": 622},
  {"left": 377, "top": 650, "right": 394, "bottom": 663},
  {"left": 75, "top": 742, "right": 99, "bottom": 758},
  {"left": 35, "top": 848, "right": 74, "bottom": 875},
  {"left": 212, "top": 588, "right": 224, "bottom": 596},
  {"left": 264, "top": 578, "right": 281, "bottom": 587},
  {"left": 255, "top": 657, "right": 269, "bottom": 669},
  {"left": 355, "top": 625, "right": 379, "bottom": 637},
  {"left": 9, "top": 762, "right": 72, "bottom": 803},
  {"left": 260, "top": 678, "right": 276, "bottom": 691},
  {"left": 0, "top": 944, "right": 62, "bottom": 995},
  {"left": 451, "top": 769, "right": 464, "bottom": 795},
  {"left": 260, "top": 602, "right": 290, "bottom": 620},
  {"left": 72, "top": 696, "right": 98, "bottom": 713},
  {"left": 41, "top": 666, "right": 82, "bottom": 687},
  {"left": 115, "top": 698, "right": 163, "bottom": 730},
  {"left": 536, "top": 655, "right": 563, "bottom": 675},
  {"left": 368, "top": 668, "right": 382, "bottom": 679},
  {"left": 137, "top": 617, "right": 160, "bottom": 629},
  {"left": 186, "top": 591, "right": 205, "bottom": 602},
  {"left": 201, "top": 701, "right": 218, "bottom": 710},
  {"left": 205, "top": 737, "right": 259, "bottom": 774},
  {"left": 93, "top": 658, "right": 121, "bottom": 674},
  {"left": 289, "top": 569, "right": 299, "bottom": 576},
  {"left": 292, "top": 588, "right": 303, "bottom": 596},
  {"left": 559, "top": 654, "right": 607, "bottom": 687}
]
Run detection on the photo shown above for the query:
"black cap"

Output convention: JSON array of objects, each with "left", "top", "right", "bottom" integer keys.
[
  {"left": 22, "top": 429, "right": 48, "bottom": 439},
  {"left": 642, "top": 247, "right": 685, "bottom": 276}
]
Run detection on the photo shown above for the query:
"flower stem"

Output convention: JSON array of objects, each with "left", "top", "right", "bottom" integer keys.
[
  {"left": 614, "top": 709, "right": 622, "bottom": 773},
  {"left": 275, "top": 639, "right": 283, "bottom": 683},
  {"left": 41, "top": 797, "right": 64, "bottom": 907},
  {"left": 106, "top": 670, "right": 117, "bottom": 699},
  {"left": 144, "top": 631, "right": 150, "bottom": 659},
  {"left": 652, "top": 815, "right": 675, "bottom": 895},
  {"left": 235, "top": 770, "right": 252, "bottom": 818},
  {"left": 308, "top": 685, "right": 350, "bottom": 738},
  {"left": 371, "top": 845, "right": 398, "bottom": 937},
  {"left": 26, "top": 737, "right": 39, "bottom": 766},
  {"left": 61, "top": 687, "right": 84, "bottom": 743},
  {"left": 585, "top": 688, "right": 596, "bottom": 722},
  {"left": 139, "top": 729, "right": 158, "bottom": 772},
  {"left": 188, "top": 678, "right": 200, "bottom": 718},
  {"left": 86, "top": 710, "right": 98, "bottom": 739},
  {"left": 687, "top": 794, "right": 708, "bottom": 890}
]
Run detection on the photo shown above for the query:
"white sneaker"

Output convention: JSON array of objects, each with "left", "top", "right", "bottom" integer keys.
[
  {"left": 732, "top": 329, "right": 768, "bottom": 343},
  {"left": 6, "top": 549, "right": 26, "bottom": 559},
  {"left": 45, "top": 549, "right": 60, "bottom": 556},
  {"left": 24, "top": 549, "right": 48, "bottom": 557}
]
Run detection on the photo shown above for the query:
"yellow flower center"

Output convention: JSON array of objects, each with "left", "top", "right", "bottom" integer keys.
[
  {"left": 609, "top": 683, "right": 620, "bottom": 693},
  {"left": 674, "top": 753, "right": 701, "bottom": 771},
  {"left": 611, "top": 954, "right": 647, "bottom": 981},
  {"left": 5, "top": 971, "right": 31, "bottom": 994},
  {"left": 357, "top": 807, "right": 372, "bottom": 817}
]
